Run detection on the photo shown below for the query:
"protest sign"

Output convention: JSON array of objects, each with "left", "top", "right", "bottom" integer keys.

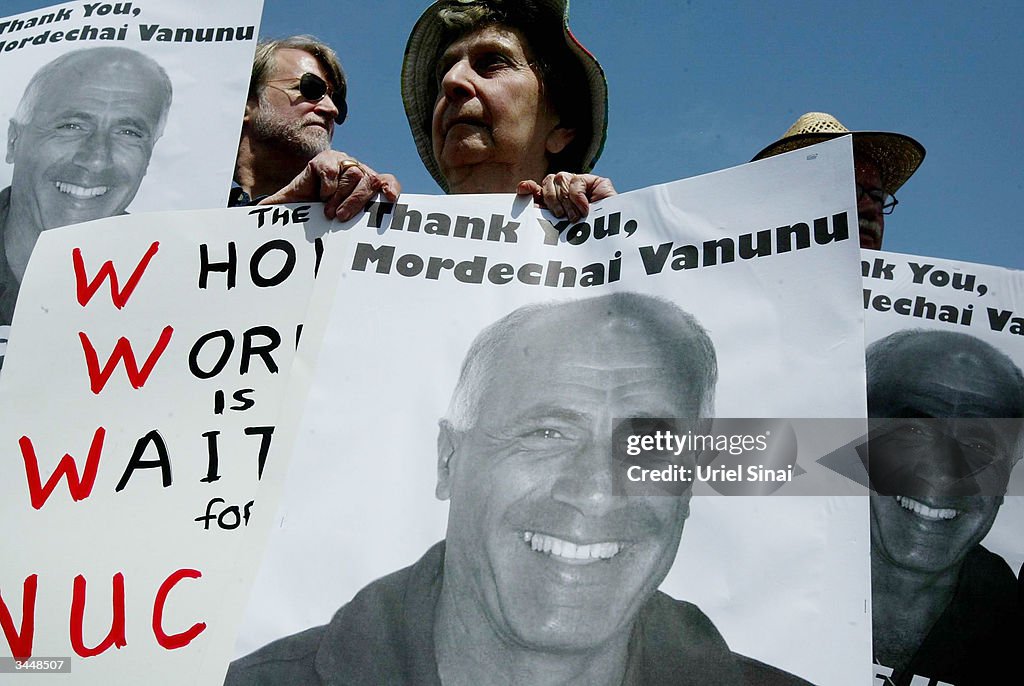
[
  {"left": 859, "top": 251, "right": 1024, "bottom": 685},
  {"left": 0, "top": 203, "right": 339, "bottom": 684},
  {"left": 0, "top": 0, "right": 262, "bottom": 346},
  {"left": 230, "top": 138, "right": 871, "bottom": 686}
]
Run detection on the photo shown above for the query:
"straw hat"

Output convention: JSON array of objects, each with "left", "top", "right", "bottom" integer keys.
[
  {"left": 751, "top": 112, "right": 925, "bottom": 194},
  {"left": 401, "top": 0, "right": 608, "bottom": 191}
]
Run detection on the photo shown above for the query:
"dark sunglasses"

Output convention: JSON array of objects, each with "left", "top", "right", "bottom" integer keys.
[{"left": 266, "top": 72, "right": 347, "bottom": 125}]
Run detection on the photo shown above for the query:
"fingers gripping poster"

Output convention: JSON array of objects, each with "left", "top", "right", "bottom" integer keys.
[
  {"left": 231, "top": 138, "right": 873, "bottom": 686},
  {"left": 859, "top": 251, "right": 1024, "bottom": 686},
  {"left": 0, "top": 204, "right": 339, "bottom": 684},
  {"left": 0, "top": 0, "right": 262, "bottom": 341}
]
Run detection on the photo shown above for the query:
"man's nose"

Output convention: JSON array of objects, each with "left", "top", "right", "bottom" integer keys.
[
  {"left": 315, "top": 93, "right": 340, "bottom": 124},
  {"left": 898, "top": 435, "right": 983, "bottom": 497},
  {"left": 72, "top": 129, "right": 114, "bottom": 172},
  {"left": 550, "top": 438, "right": 620, "bottom": 516},
  {"left": 926, "top": 436, "right": 985, "bottom": 496},
  {"left": 856, "top": 190, "right": 875, "bottom": 210},
  {"left": 857, "top": 195, "right": 884, "bottom": 227}
]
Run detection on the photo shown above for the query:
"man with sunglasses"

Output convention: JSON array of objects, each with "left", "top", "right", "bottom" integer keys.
[
  {"left": 231, "top": 36, "right": 398, "bottom": 220},
  {"left": 865, "top": 330, "right": 1023, "bottom": 685},
  {"left": 752, "top": 112, "right": 925, "bottom": 250}
]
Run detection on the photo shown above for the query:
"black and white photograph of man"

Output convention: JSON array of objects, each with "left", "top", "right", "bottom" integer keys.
[
  {"left": 866, "top": 329, "right": 1023, "bottom": 686},
  {"left": 0, "top": 46, "right": 172, "bottom": 328},
  {"left": 231, "top": 144, "right": 869, "bottom": 684},
  {"left": 227, "top": 292, "right": 813, "bottom": 685}
]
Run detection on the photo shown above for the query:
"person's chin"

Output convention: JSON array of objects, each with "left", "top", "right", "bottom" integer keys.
[
  {"left": 442, "top": 128, "right": 493, "bottom": 156},
  {"left": 437, "top": 141, "right": 495, "bottom": 184},
  {"left": 296, "top": 131, "right": 331, "bottom": 157},
  {"left": 493, "top": 580, "right": 627, "bottom": 652},
  {"left": 491, "top": 530, "right": 652, "bottom": 640},
  {"left": 303, "top": 123, "right": 332, "bottom": 142}
]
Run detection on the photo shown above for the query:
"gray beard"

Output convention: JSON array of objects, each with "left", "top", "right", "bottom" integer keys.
[
  {"left": 251, "top": 100, "right": 331, "bottom": 161},
  {"left": 859, "top": 217, "right": 882, "bottom": 244}
]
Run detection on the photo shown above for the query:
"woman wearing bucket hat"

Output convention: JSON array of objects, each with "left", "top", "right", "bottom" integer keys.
[
  {"left": 752, "top": 112, "right": 925, "bottom": 250},
  {"left": 402, "top": 0, "right": 615, "bottom": 221}
]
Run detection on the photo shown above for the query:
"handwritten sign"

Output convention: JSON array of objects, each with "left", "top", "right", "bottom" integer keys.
[{"left": 0, "top": 204, "right": 336, "bottom": 684}]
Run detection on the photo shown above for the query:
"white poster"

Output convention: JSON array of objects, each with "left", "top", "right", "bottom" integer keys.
[
  {"left": 861, "top": 251, "right": 1023, "bottom": 685},
  {"left": 0, "top": 203, "right": 340, "bottom": 684},
  {"left": 232, "top": 138, "right": 871, "bottom": 685}
]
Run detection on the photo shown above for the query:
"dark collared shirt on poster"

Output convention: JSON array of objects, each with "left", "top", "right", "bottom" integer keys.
[
  {"left": 877, "top": 545, "right": 1019, "bottom": 686},
  {"left": 0, "top": 187, "right": 21, "bottom": 329},
  {"left": 0, "top": 186, "right": 20, "bottom": 366},
  {"left": 225, "top": 541, "right": 814, "bottom": 686}
]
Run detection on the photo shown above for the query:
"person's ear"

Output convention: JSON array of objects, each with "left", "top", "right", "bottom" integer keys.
[
  {"left": 7, "top": 120, "right": 20, "bottom": 164},
  {"left": 678, "top": 488, "right": 693, "bottom": 520},
  {"left": 436, "top": 420, "right": 460, "bottom": 501},
  {"left": 545, "top": 125, "right": 575, "bottom": 156},
  {"left": 242, "top": 93, "right": 260, "bottom": 127}
]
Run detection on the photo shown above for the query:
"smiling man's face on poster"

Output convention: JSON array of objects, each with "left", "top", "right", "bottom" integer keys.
[
  {"left": 5, "top": 48, "right": 170, "bottom": 239},
  {"left": 435, "top": 298, "right": 707, "bottom": 651}
]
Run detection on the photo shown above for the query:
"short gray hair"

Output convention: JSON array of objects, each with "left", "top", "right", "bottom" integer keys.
[
  {"left": 13, "top": 47, "right": 173, "bottom": 139},
  {"left": 866, "top": 329, "right": 1024, "bottom": 419},
  {"left": 249, "top": 35, "right": 346, "bottom": 115},
  {"left": 443, "top": 292, "right": 718, "bottom": 431}
]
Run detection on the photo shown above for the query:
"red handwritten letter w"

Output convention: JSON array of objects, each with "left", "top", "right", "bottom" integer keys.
[
  {"left": 73, "top": 241, "right": 159, "bottom": 309},
  {"left": 19, "top": 428, "right": 106, "bottom": 510},
  {"left": 79, "top": 327, "right": 174, "bottom": 394}
]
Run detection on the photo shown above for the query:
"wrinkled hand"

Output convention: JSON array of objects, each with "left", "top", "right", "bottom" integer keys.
[
  {"left": 259, "top": 150, "right": 400, "bottom": 221},
  {"left": 517, "top": 172, "right": 616, "bottom": 223}
]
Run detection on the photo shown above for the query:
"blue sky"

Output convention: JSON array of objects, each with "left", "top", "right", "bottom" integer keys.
[{"left": 7, "top": 0, "right": 1022, "bottom": 268}]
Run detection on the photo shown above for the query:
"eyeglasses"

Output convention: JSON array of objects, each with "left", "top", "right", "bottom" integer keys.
[
  {"left": 264, "top": 73, "right": 347, "bottom": 124},
  {"left": 856, "top": 184, "right": 898, "bottom": 215}
]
